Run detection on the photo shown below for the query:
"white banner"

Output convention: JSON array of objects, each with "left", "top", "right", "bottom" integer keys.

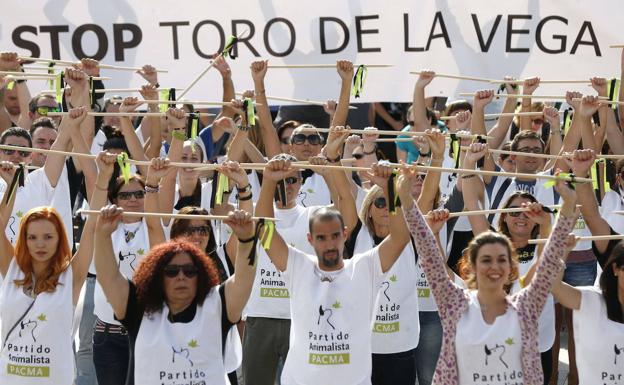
[{"left": 1, "top": 0, "right": 623, "bottom": 102}]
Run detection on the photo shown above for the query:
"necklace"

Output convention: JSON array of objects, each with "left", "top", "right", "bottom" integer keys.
[{"left": 123, "top": 222, "right": 142, "bottom": 243}]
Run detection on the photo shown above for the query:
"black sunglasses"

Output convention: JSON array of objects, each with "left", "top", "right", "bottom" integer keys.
[
  {"left": 284, "top": 177, "right": 300, "bottom": 185},
  {"left": 373, "top": 197, "right": 387, "bottom": 209},
  {"left": 186, "top": 225, "right": 210, "bottom": 236},
  {"left": 353, "top": 153, "right": 364, "bottom": 160},
  {"left": 117, "top": 190, "right": 146, "bottom": 200},
  {"left": 506, "top": 206, "right": 527, "bottom": 218},
  {"left": 163, "top": 264, "right": 198, "bottom": 278},
  {"left": 1, "top": 148, "right": 30, "bottom": 157},
  {"left": 291, "top": 133, "right": 322, "bottom": 146}
]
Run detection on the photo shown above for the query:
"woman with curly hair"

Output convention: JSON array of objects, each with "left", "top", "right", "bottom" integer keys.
[
  {"left": 0, "top": 152, "right": 109, "bottom": 384},
  {"left": 93, "top": 202, "right": 257, "bottom": 385}
]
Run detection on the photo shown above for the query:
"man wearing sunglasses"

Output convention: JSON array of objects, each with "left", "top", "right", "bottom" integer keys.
[{"left": 28, "top": 94, "right": 62, "bottom": 127}]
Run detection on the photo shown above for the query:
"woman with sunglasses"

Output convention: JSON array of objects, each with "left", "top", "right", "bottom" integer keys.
[
  {"left": 93, "top": 200, "right": 258, "bottom": 385},
  {"left": 403, "top": 155, "right": 578, "bottom": 384},
  {"left": 0, "top": 151, "right": 108, "bottom": 384},
  {"left": 462, "top": 142, "right": 560, "bottom": 384}
]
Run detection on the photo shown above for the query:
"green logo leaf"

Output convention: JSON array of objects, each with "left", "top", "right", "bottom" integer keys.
[
  {"left": 332, "top": 300, "right": 341, "bottom": 309},
  {"left": 16, "top": 211, "right": 23, "bottom": 218},
  {"left": 37, "top": 313, "right": 46, "bottom": 322},
  {"left": 306, "top": 188, "right": 314, "bottom": 193},
  {"left": 505, "top": 337, "right": 514, "bottom": 346},
  {"left": 188, "top": 339, "right": 198, "bottom": 348},
  {"left": 137, "top": 249, "right": 144, "bottom": 255},
  {"left": 389, "top": 275, "right": 397, "bottom": 283}
]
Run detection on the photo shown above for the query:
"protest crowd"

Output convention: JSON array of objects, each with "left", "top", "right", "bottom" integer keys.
[{"left": 0, "top": 41, "right": 623, "bottom": 385}]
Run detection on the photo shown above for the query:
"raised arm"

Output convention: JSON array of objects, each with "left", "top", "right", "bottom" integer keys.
[
  {"left": 331, "top": 60, "right": 354, "bottom": 127},
  {"left": 118, "top": 97, "right": 149, "bottom": 176},
  {"left": 251, "top": 60, "right": 280, "bottom": 158},
  {"left": 213, "top": 55, "right": 236, "bottom": 119},
  {"left": 619, "top": 48, "right": 624, "bottom": 125},
  {"left": 218, "top": 161, "right": 253, "bottom": 261},
  {"left": 461, "top": 143, "right": 491, "bottom": 236},
  {"left": 223, "top": 210, "right": 257, "bottom": 323},
  {"left": 0, "top": 162, "right": 18, "bottom": 276},
  {"left": 71, "top": 151, "right": 115, "bottom": 304},
  {"left": 412, "top": 71, "right": 435, "bottom": 132},
  {"left": 416, "top": 129, "right": 445, "bottom": 212},
  {"left": 471, "top": 90, "right": 496, "bottom": 180},
  {"left": 487, "top": 78, "right": 520, "bottom": 150},
  {"left": 138, "top": 83, "right": 163, "bottom": 160},
  {"left": 159, "top": 108, "right": 187, "bottom": 222},
  {"left": 519, "top": 77, "right": 540, "bottom": 132},
  {"left": 369, "top": 163, "right": 410, "bottom": 272},
  {"left": 254, "top": 158, "right": 298, "bottom": 271},
  {"left": 94, "top": 205, "right": 130, "bottom": 320},
  {"left": 44, "top": 107, "right": 86, "bottom": 187},
  {"left": 144, "top": 157, "right": 175, "bottom": 247},
  {"left": 550, "top": 235, "right": 582, "bottom": 310}
]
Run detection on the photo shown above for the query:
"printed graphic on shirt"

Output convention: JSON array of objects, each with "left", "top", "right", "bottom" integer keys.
[
  {"left": 298, "top": 189, "right": 313, "bottom": 206},
  {"left": 374, "top": 275, "right": 400, "bottom": 334},
  {"left": 614, "top": 344, "right": 623, "bottom": 365},
  {"left": 5, "top": 313, "right": 51, "bottom": 378},
  {"left": 308, "top": 300, "right": 350, "bottom": 365},
  {"left": 161, "top": 339, "right": 207, "bottom": 384},
  {"left": 471, "top": 337, "right": 522, "bottom": 384},
  {"left": 118, "top": 250, "right": 138, "bottom": 271},
  {"left": 598, "top": 342, "right": 624, "bottom": 384},
  {"left": 417, "top": 270, "right": 430, "bottom": 298},
  {"left": 259, "top": 267, "right": 289, "bottom": 298}
]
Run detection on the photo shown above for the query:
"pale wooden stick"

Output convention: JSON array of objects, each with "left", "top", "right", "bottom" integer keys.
[
  {"left": 78, "top": 209, "right": 277, "bottom": 221},
  {"left": 18, "top": 56, "right": 168, "bottom": 72},
  {"left": 409, "top": 72, "right": 491, "bottom": 82},
  {"left": 458, "top": 93, "right": 607, "bottom": 100},
  {"left": 46, "top": 111, "right": 214, "bottom": 117},
  {"left": 145, "top": 100, "right": 262, "bottom": 106},
  {"left": 609, "top": 45, "right": 624, "bottom": 48},
  {"left": 438, "top": 111, "right": 545, "bottom": 120},
  {"left": 598, "top": 154, "right": 624, "bottom": 160},
  {"left": 375, "top": 138, "right": 414, "bottom": 142},
  {"left": 0, "top": 71, "right": 110, "bottom": 80},
  {"left": 298, "top": 127, "right": 490, "bottom": 139},
  {"left": 443, "top": 205, "right": 563, "bottom": 218},
  {"left": 489, "top": 79, "right": 591, "bottom": 84},
  {"left": 39, "top": 88, "right": 184, "bottom": 95},
  {"left": 459, "top": 146, "right": 562, "bottom": 160},
  {"left": 529, "top": 234, "right": 624, "bottom": 244},
  {"left": 1, "top": 76, "right": 56, "bottom": 81},
  {"left": 234, "top": 92, "right": 356, "bottom": 109},
  {"left": 178, "top": 58, "right": 220, "bottom": 99},
  {"left": 269, "top": 64, "right": 392, "bottom": 69}
]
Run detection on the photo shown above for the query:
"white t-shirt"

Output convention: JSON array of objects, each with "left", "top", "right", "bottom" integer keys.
[
  {"left": 281, "top": 246, "right": 384, "bottom": 385},
  {"left": 573, "top": 287, "right": 624, "bottom": 385},
  {"left": 298, "top": 173, "right": 331, "bottom": 207},
  {"left": 93, "top": 220, "right": 150, "bottom": 324},
  {"left": 601, "top": 190, "right": 624, "bottom": 235},
  {"left": 456, "top": 291, "right": 524, "bottom": 385},
  {"left": 243, "top": 205, "right": 318, "bottom": 319},
  {"left": 134, "top": 286, "right": 230, "bottom": 385},
  {"left": 0, "top": 260, "right": 74, "bottom": 384}
]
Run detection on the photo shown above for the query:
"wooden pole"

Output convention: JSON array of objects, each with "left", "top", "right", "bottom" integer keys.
[
  {"left": 234, "top": 92, "right": 357, "bottom": 109},
  {"left": 529, "top": 234, "right": 624, "bottom": 244},
  {"left": 443, "top": 205, "right": 563, "bottom": 218},
  {"left": 78, "top": 210, "right": 277, "bottom": 221},
  {"left": 269, "top": 64, "right": 393, "bottom": 68},
  {"left": 46, "top": 111, "right": 215, "bottom": 117},
  {"left": 409, "top": 72, "right": 492, "bottom": 82},
  {"left": 17, "top": 57, "right": 168, "bottom": 72}
]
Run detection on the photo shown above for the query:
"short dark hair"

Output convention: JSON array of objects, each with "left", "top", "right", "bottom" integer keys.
[
  {"left": 444, "top": 100, "right": 472, "bottom": 117},
  {"left": 277, "top": 120, "right": 302, "bottom": 140},
  {"left": 511, "top": 130, "right": 545, "bottom": 153},
  {"left": 0, "top": 127, "right": 32, "bottom": 147},
  {"left": 108, "top": 174, "right": 146, "bottom": 203},
  {"left": 30, "top": 117, "right": 58, "bottom": 137},
  {"left": 500, "top": 142, "right": 512, "bottom": 161},
  {"left": 308, "top": 207, "right": 345, "bottom": 234}
]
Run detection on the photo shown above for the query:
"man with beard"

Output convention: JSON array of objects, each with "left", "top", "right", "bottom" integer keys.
[{"left": 253, "top": 157, "right": 409, "bottom": 385}]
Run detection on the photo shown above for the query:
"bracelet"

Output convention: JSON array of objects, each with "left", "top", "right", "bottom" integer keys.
[
  {"left": 145, "top": 185, "right": 160, "bottom": 194},
  {"left": 237, "top": 234, "right": 255, "bottom": 243},
  {"left": 171, "top": 130, "right": 187, "bottom": 141},
  {"left": 154, "top": 82, "right": 160, "bottom": 88},
  {"left": 237, "top": 124, "right": 250, "bottom": 132},
  {"left": 363, "top": 146, "right": 376, "bottom": 155},
  {"left": 237, "top": 184, "right": 252, "bottom": 194},
  {"left": 461, "top": 174, "right": 476, "bottom": 179},
  {"left": 419, "top": 150, "right": 432, "bottom": 157},
  {"left": 326, "top": 154, "right": 341, "bottom": 163},
  {"left": 237, "top": 193, "right": 253, "bottom": 201}
]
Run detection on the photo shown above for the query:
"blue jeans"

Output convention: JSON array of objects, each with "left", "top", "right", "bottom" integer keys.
[
  {"left": 414, "top": 312, "right": 442, "bottom": 385},
  {"left": 563, "top": 260, "right": 597, "bottom": 286},
  {"left": 371, "top": 348, "right": 416, "bottom": 385},
  {"left": 75, "top": 276, "right": 98, "bottom": 385},
  {"left": 92, "top": 322, "right": 131, "bottom": 385}
]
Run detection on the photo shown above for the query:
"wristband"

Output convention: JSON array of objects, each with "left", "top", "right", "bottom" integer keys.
[
  {"left": 419, "top": 150, "right": 432, "bottom": 158},
  {"left": 237, "top": 124, "right": 250, "bottom": 132},
  {"left": 237, "top": 184, "right": 252, "bottom": 194},
  {"left": 237, "top": 193, "right": 253, "bottom": 201},
  {"left": 363, "top": 146, "right": 377, "bottom": 155},
  {"left": 154, "top": 82, "right": 160, "bottom": 88},
  {"left": 171, "top": 130, "right": 186, "bottom": 141},
  {"left": 145, "top": 185, "right": 160, "bottom": 194},
  {"left": 16, "top": 79, "right": 27, "bottom": 84},
  {"left": 326, "top": 154, "right": 341, "bottom": 163}
]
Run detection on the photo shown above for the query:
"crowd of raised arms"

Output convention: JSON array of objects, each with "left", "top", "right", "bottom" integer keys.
[{"left": 0, "top": 48, "right": 623, "bottom": 385}]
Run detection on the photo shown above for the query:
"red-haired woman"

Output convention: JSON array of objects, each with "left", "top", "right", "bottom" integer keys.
[
  {"left": 93, "top": 204, "right": 257, "bottom": 385},
  {"left": 0, "top": 153, "right": 109, "bottom": 384}
]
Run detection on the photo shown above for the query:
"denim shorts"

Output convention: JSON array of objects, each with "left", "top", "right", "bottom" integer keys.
[{"left": 562, "top": 259, "right": 597, "bottom": 287}]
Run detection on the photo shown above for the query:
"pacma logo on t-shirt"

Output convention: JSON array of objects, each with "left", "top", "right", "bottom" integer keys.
[
  {"left": 599, "top": 343, "right": 624, "bottom": 384},
  {"left": 159, "top": 340, "right": 207, "bottom": 385},
  {"left": 471, "top": 337, "right": 523, "bottom": 384},
  {"left": 308, "top": 300, "right": 350, "bottom": 365}
]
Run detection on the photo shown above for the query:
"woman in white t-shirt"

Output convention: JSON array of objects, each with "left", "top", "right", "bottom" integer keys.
[
  {"left": 551, "top": 241, "right": 624, "bottom": 384},
  {"left": 93, "top": 204, "right": 258, "bottom": 385},
  {"left": 0, "top": 151, "right": 109, "bottom": 384},
  {"left": 402, "top": 157, "right": 579, "bottom": 385}
]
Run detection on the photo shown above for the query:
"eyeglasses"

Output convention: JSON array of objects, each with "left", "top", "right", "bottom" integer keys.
[
  {"left": 415, "top": 173, "right": 426, "bottom": 181},
  {"left": 117, "top": 190, "right": 146, "bottom": 200},
  {"left": 284, "top": 177, "right": 300, "bottom": 185},
  {"left": 373, "top": 197, "right": 387, "bottom": 209},
  {"left": 186, "top": 225, "right": 210, "bottom": 236},
  {"left": 1, "top": 148, "right": 30, "bottom": 157},
  {"left": 506, "top": 206, "right": 527, "bottom": 218},
  {"left": 352, "top": 153, "right": 364, "bottom": 160},
  {"left": 36, "top": 106, "right": 61, "bottom": 116},
  {"left": 290, "top": 133, "right": 322, "bottom": 146},
  {"left": 163, "top": 264, "right": 198, "bottom": 278},
  {"left": 516, "top": 146, "right": 543, "bottom": 154}
]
